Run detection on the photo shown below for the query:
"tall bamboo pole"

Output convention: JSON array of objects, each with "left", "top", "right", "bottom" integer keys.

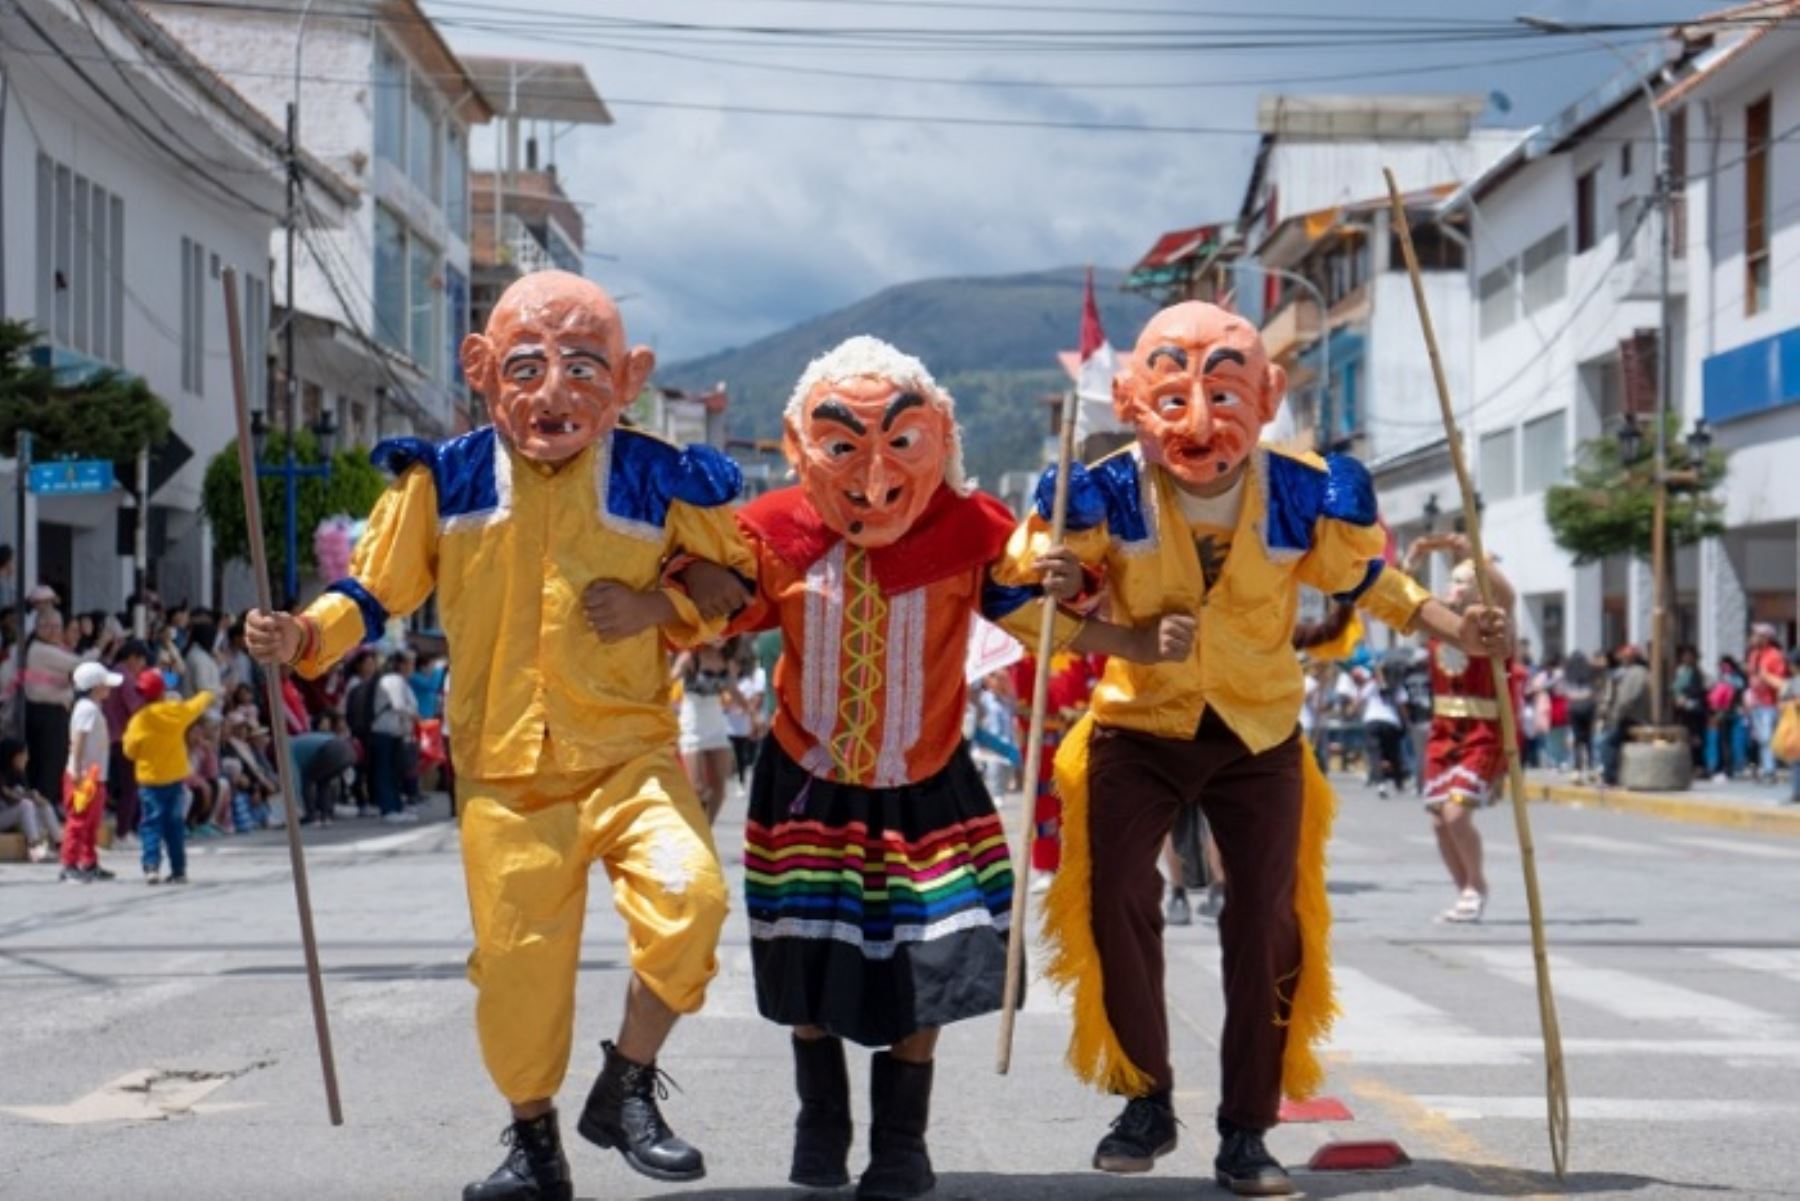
[
  {"left": 223, "top": 268, "right": 344, "bottom": 1126},
  {"left": 996, "top": 387, "right": 1079, "bottom": 1074},
  {"left": 1384, "top": 170, "right": 1568, "bottom": 1176}
]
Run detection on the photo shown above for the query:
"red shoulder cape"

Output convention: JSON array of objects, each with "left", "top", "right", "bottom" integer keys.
[{"left": 739, "top": 484, "right": 1017, "bottom": 594}]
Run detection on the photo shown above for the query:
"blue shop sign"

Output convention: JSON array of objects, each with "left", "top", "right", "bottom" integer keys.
[
  {"left": 1703, "top": 325, "right": 1800, "bottom": 424},
  {"left": 28, "top": 459, "right": 116, "bottom": 495}
]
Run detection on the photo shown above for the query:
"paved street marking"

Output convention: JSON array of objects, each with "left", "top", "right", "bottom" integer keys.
[
  {"left": 1340, "top": 1075, "right": 1549, "bottom": 1197},
  {"left": 1667, "top": 835, "right": 1800, "bottom": 861},
  {"left": 1416, "top": 1095, "right": 1800, "bottom": 1122},
  {"left": 0, "top": 1067, "right": 262, "bottom": 1125},
  {"left": 1705, "top": 949, "right": 1800, "bottom": 986},
  {"left": 1325, "top": 965, "right": 1529, "bottom": 1065},
  {"left": 1466, "top": 947, "right": 1797, "bottom": 1038},
  {"left": 1546, "top": 832, "right": 1676, "bottom": 857}
]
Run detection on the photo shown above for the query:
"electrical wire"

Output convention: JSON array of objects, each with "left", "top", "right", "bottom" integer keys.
[{"left": 7, "top": 0, "right": 284, "bottom": 219}]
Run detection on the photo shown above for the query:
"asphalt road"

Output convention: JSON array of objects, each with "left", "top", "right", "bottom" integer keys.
[{"left": 3, "top": 776, "right": 1798, "bottom": 1200}]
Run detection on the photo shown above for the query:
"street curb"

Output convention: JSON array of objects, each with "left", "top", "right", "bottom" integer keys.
[{"left": 1522, "top": 780, "right": 1800, "bottom": 837}]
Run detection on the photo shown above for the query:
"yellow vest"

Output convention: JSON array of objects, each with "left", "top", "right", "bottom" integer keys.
[{"left": 998, "top": 445, "right": 1429, "bottom": 754}]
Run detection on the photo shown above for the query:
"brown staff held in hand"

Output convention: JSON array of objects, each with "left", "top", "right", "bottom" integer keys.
[
  {"left": 222, "top": 268, "right": 345, "bottom": 1126},
  {"left": 995, "top": 387, "right": 1080, "bottom": 1074},
  {"left": 1384, "top": 168, "right": 1569, "bottom": 1176}
]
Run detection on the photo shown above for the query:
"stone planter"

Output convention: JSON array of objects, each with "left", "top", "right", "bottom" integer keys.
[{"left": 1619, "top": 727, "right": 1694, "bottom": 792}]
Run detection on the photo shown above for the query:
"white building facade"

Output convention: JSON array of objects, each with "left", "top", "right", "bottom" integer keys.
[
  {"left": 1451, "top": 11, "right": 1794, "bottom": 668},
  {"left": 1671, "top": 20, "right": 1800, "bottom": 666},
  {"left": 0, "top": 0, "right": 347, "bottom": 611},
  {"left": 146, "top": 0, "right": 490, "bottom": 445}
]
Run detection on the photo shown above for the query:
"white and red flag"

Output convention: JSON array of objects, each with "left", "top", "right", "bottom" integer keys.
[{"left": 1073, "top": 268, "right": 1124, "bottom": 443}]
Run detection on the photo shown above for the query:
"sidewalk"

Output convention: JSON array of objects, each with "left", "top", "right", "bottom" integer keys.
[{"left": 1519, "top": 767, "right": 1800, "bottom": 837}]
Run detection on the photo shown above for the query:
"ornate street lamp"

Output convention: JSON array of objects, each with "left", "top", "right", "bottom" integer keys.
[{"left": 1617, "top": 412, "right": 1644, "bottom": 465}]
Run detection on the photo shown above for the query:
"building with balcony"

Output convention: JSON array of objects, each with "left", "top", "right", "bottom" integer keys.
[
  {"left": 1443, "top": 28, "right": 1723, "bottom": 662},
  {"left": 461, "top": 56, "right": 611, "bottom": 367},
  {"left": 0, "top": 0, "right": 351, "bottom": 611},
  {"left": 1670, "top": 2, "right": 1800, "bottom": 663},
  {"left": 146, "top": 0, "right": 493, "bottom": 448}
]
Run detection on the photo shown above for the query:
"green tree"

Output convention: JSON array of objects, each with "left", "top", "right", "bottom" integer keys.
[
  {"left": 1544, "top": 416, "right": 1728, "bottom": 565},
  {"left": 201, "top": 429, "right": 386, "bottom": 587},
  {"left": 0, "top": 318, "right": 170, "bottom": 469}
]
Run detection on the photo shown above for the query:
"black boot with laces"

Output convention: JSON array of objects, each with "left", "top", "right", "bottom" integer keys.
[
  {"left": 577, "top": 1040, "right": 705, "bottom": 1182},
  {"left": 1213, "top": 1117, "right": 1296, "bottom": 1196},
  {"left": 1092, "top": 1090, "right": 1177, "bottom": 1174},
  {"left": 463, "top": 1109, "right": 573, "bottom": 1201}
]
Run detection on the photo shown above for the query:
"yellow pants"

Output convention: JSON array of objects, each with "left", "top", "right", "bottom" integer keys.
[{"left": 459, "top": 748, "right": 729, "bottom": 1105}]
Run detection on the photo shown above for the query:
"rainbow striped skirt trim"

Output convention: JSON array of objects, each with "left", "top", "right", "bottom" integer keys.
[{"left": 745, "top": 738, "right": 1013, "bottom": 1046}]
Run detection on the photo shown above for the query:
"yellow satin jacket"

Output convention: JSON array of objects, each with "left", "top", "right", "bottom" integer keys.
[
  {"left": 996, "top": 444, "right": 1431, "bottom": 754},
  {"left": 294, "top": 425, "right": 755, "bottom": 780}
]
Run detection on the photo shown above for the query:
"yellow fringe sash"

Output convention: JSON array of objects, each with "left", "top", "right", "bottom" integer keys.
[{"left": 1040, "top": 715, "right": 1340, "bottom": 1100}]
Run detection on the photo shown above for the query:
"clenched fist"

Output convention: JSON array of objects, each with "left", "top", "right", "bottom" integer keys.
[
  {"left": 1033, "top": 546, "right": 1084, "bottom": 602},
  {"left": 1151, "top": 613, "right": 1196, "bottom": 662},
  {"left": 583, "top": 580, "right": 670, "bottom": 642},
  {"left": 245, "top": 609, "right": 301, "bottom": 664},
  {"left": 1457, "top": 604, "right": 1512, "bottom": 659},
  {"left": 678, "top": 559, "right": 752, "bottom": 621}
]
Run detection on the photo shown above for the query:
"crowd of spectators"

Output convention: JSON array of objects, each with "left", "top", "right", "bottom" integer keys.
[{"left": 0, "top": 573, "right": 450, "bottom": 879}]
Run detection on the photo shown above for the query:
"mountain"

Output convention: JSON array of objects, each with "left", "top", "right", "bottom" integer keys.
[{"left": 657, "top": 266, "right": 1156, "bottom": 489}]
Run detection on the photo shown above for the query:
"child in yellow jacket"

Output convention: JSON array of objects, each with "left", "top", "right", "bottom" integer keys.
[{"left": 122, "top": 670, "right": 212, "bottom": 885}]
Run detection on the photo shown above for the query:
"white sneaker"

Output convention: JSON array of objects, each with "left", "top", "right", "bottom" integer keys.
[
  {"left": 1442, "top": 888, "right": 1486, "bottom": 924},
  {"left": 380, "top": 811, "right": 420, "bottom": 825}
]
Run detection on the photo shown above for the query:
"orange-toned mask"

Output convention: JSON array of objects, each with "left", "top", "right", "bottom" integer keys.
[
  {"left": 459, "top": 270, "right": 655, "bottom": 465},
  {"left": 1112, "top": 301, "right": 1287, "bottom": 489},
  {"left": 784, "top": 341, "right": 957, "bottom": 548}
]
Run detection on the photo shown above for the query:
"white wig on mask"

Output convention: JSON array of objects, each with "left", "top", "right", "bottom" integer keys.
[{"left": 784, "top": 335, "right": 970, "bottom": 495}]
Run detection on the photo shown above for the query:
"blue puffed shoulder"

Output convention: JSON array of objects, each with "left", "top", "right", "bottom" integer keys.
[
  {"left": 980, "top": 576, "right": 1042, "bottom": 622},
  {"left": 1322, "top": 453, "right": 1378, "bottom": 528},
  {"left": 607, "top": 428, "right": 743, "bottom": 531},
  {"left": 1263, "top": 451, "right": 1324, "bottom": 554},
  {"left": 666, "top": 444, "right": 744, "bottom": 508},
  {"left": 1035, "top": 453, "right": 1148, "bottom": 542},
  {"left": 371, "top": 437, "right": 437, "bottom": 477},
  {"left": 1037, "top": 461, "right": 1107, "bottom": 532}
]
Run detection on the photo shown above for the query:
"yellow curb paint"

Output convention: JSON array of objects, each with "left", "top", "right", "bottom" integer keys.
[
  {"left": 1342, "top": 1074, "right": 1556, "bottom": 1199},
  {"left": 1523, "top": 782, "right": 1800, "bottom": 838}
]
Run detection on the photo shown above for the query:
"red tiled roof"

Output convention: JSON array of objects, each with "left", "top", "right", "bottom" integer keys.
[{"left": 1132, "top": 223, "right": 1222, "bottom": 272}]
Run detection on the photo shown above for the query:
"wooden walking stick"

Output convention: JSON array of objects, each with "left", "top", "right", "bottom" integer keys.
[
  {"left": 996, "top": 387, "right": 1080, "bottom": 1074},
  {"left": 223, "top": 268, "right": 345, "bottom": 1126},
  {"left": 1384, "top": 169, "right": 1569, "bottom": 1176}
]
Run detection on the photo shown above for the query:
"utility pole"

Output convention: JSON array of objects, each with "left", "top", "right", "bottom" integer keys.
[
  {"left": 14, "top": 429, "right": 29, "bottom": 740},
  {"left": 134, "top": 444, "right": 149, "bottom": 639}
]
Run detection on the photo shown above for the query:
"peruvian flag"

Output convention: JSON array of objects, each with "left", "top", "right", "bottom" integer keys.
[{"left": 1074, "top": 267, "right": 1124, "bottom": 442}]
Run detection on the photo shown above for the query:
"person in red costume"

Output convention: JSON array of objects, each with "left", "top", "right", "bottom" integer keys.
[
  {"left": 1010, "top": 651, "right": 1103, "bottom": 882},
  {"left": 640, "top": 335, "right": 1190, "bottom": 1200},
  {"left": 1405, "top": 532, "right": 1519, "bottom": 924}
]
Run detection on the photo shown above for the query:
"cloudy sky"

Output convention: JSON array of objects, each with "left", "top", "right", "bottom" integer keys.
[{"left": 440, "top": 0, "right": 1725, "bottom": 363}]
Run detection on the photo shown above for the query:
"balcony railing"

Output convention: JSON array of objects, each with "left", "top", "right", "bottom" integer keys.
[{"left": 498, "top": 213, "right": 553, "bottom": 275}]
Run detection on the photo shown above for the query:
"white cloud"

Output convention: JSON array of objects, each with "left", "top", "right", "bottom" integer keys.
[{"left": 445, "top": 0, "right": 1721, "bottom": 363}]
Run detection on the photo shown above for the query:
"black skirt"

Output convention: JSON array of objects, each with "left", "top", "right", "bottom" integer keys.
[{"left": 744, "top": 737, "right": 1013, "bottom": 1047}]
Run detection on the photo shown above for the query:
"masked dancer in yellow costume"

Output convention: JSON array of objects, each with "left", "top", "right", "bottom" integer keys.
[
  {"left": 246, "top": 271, "right": 755, "bottom": 1201},
  {"left": 996, "top": 301, "right": 1510, "bottom": 1196}
]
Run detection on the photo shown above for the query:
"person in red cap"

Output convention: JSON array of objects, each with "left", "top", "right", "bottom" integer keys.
[
  {"left": 122, "top": 669, "right": 213, "bottom": 884},
  {"left": 59, "top": 660, "right": 124, "bottom": 882}
]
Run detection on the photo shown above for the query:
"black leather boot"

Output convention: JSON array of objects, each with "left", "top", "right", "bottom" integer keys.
[
  {"left": 1092, "top": 1091, "right": 1177, "bottom": 1174},
  {"left": 576, "top": 1040, "right": 705, "bottom": 1182},
  {"left": 463, "top": 1109, "right": 573, "bottom": 1201},
  {"left": 857, "top": 1052, "right": 935, "bottom": 1200},
  {"left": 1213, "top": 1116, "right": 1296, "bottom": 1196},
  {"left": 791, "top": 1035, "right": 853, "bottom": 1189}
]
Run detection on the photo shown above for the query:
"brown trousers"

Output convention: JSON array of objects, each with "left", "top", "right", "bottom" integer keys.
[{"left": 1087, "top": 710, "right": 1303, "bottom": 1132}]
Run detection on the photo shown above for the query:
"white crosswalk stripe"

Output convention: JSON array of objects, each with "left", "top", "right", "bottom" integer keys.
[
  {"left": 1666, "top": 835, "right": 1800, "bottom": 861},
  {"left": 1415, "top": 1096, "right": 1800, "bottom": 1122},
  {"left": 1545, "top": 832, "right": 1677, "bottom": 857},
  {"left": 1465, "top": 947, "right": 1797, "bottom": 1039},
  {"left": 1704, "top": 948, "right": 1800, "bottom": 986}
]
